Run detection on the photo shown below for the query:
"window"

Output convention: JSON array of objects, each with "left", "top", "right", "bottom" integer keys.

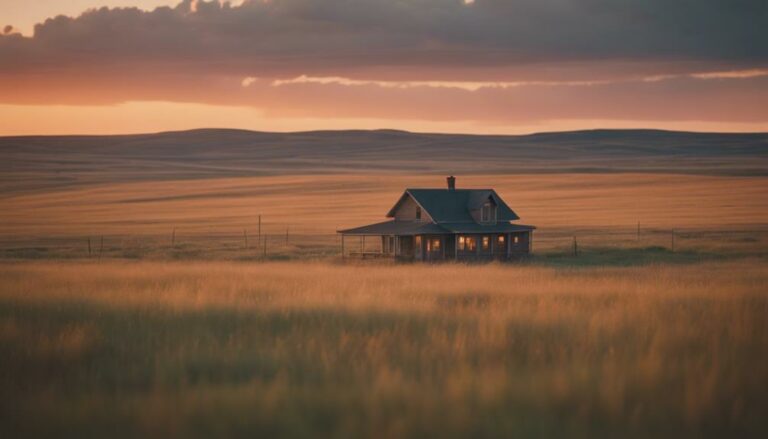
[
  {"left": 481, "top": 202, "right": 491, "bottom": 222},
  {"left": 415, "top": 236, "right": 422, "bottom": 247},
  {"left": 416, "top": 206, "right": 422, "bottom": 221},
  {"left": 481, "top": 201, "right": 496, "bottom": 223},
  {"left": 514, "top": 236, "right": 519, "bottom": 244},
  {"left": 431, "top": 238, "right": 441, "bottom": 251},
  {"left": 482, "top": 236, "right": 490, "bottom": 251},
  {"left": 459, "top": 236, "right": 476, "bottom": 252},
  {"left": 497, "top": 235, "right": 505, "bottom": 245}
]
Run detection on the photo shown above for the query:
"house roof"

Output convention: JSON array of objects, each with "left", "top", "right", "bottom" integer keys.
[
  {"left": 337, "top": 220, "right": 449, "bottom": 236},
  {"left": 338, "top": 220, "right": 535, "bottom": 235},
  {"left": 440, "top": 222, "right": 536, "bottom": 233},
  {"left": 386, "top": 189, "right": 520, "bottom": 222}
]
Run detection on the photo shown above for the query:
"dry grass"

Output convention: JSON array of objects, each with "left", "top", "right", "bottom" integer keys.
[
  {"left": 2, "top": 173, "right": 767, "bottom": 238},
  {"left": 1, "top": 259, "right": 767, "bottom": 437}
]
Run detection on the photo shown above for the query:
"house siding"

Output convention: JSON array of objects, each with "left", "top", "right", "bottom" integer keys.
[{"left": 393, "top": 195, "right": 433, "bottom": 222}]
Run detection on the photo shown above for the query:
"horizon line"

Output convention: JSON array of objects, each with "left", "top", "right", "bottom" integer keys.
[{"left": 3, "top": 126, "right": 768, "bottom": 139}]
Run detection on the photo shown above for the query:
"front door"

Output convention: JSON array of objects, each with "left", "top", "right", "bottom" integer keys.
[{"left": 425, "top": 236, "right": 443, "bottom": 261}]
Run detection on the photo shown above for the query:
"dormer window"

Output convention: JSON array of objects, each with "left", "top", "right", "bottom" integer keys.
[
  {"left": 481, "top": 202, "right": 495, "bottom": 223},
  {"left": 415, "top": 206, "right": 422, "bottom": 221}
]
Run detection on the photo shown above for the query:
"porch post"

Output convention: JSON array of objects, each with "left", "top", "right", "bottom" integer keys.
[
  {"left": 454, "top": 235, "right": 458, "bottom": 261},
  {"left": 442, "top": 236, "right": 445, "bottom": 260},
  {"left": 529, "top": 231, "right": 533, "bottom": 253}
]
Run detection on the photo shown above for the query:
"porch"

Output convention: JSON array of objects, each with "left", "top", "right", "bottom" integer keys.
[{"left": 339, "top": 231, "right": 533, "bottom": 262}]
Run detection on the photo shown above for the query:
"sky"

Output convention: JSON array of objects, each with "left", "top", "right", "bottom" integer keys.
[{"left": 0, "top": 0, "right": 767, "bottom": 135}]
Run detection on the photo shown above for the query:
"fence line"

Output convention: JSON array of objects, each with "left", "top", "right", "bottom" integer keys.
[{"left": 0, "top": 225, "right": 766, "bottom": 260}]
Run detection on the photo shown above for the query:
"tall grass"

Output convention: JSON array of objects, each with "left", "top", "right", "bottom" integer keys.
[
  {"left": 3, "top": 173, "right": 767, "bottom": 238},
  {"left": 1, "top": 260, "right": 767, "bottom": 438}
]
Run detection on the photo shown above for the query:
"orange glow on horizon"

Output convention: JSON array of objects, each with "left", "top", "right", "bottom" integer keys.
[{"left": 1, "top": 102, "right": 768, "bottom": 136}]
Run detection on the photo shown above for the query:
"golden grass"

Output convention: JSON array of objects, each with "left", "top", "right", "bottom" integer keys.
[
  {"left": 1, "top": 259, "right": 767, "bottom": 437},
  {"left": 3, "top": 259, "right": 766, "bottom": 313},
  {"left": 2, "top": 173, "right": 767, "bottom": 238}
]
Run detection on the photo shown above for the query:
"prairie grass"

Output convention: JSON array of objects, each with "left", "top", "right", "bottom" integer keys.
[
  {"left": 3, "top": 172, "right": 766, "bottom": 262},
  {"left": 2, "top": 173, "right": 767, "bottom": 238},
  {"left": 1, "top": 260, "right": 767, "bottom": 437}
]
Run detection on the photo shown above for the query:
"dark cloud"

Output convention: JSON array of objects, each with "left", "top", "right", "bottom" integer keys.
[
  {"left": 1, "top": 0, "right": 766, "bottom": 128},
  {"left": 1, "top": 0, "right": 766, "bottom": 80}
]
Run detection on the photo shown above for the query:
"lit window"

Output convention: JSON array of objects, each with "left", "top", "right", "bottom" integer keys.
[
  {"left": 464, "top": 236, "right": 477, "bottom": 251},
  {"left": 432, "top": 239, "right": 441, "bottom": 250},
  {"left": 514, "top": 236, "right": 519, "bottom": 244},
  {"left": 482, "top": 236, "right": 490, "bottom": 251},
  {"left": 497, "top": 235, "right": 505, "bottom": 245},
  {"left": 458, "top": 236, "right": 466, "bottom": 250},
  {"left": 415, "top": 236, "right": 422, "bottom": 247}
]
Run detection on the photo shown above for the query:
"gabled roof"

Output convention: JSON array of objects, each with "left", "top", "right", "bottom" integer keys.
[{"left": 386, "top": 189, "right": 520, "bottom": 222}]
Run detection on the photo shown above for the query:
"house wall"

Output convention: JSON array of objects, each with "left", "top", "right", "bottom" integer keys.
[
  {"left": 422, "top": 235, "right": 446, "bottom": 261},
  {"left": 393, "top": 195, "right": 433, "bottom": 222},
  {"left": 394, "top": 232, "right": 531, "bottom": 262},
  {"left": 454, "top": 232, "right": 531, "bottom": 261},
  {"left": 509, "top": 232, "right": 530, "bottom": 255}
]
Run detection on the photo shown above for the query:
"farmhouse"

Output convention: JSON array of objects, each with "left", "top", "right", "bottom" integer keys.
[{"left": 338, "top": 176, "right": 535, "bottom": 261}]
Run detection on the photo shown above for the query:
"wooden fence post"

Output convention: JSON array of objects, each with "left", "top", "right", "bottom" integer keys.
[
  {"left": 243, "top": 229, "right": 248, "bottom": 250},
  {"left": 99, "top": 236, "right": 104, "bottom": 260},
  {"left": 263, "top": 234, "right": 267, "bottom": 258},
  {"left": 637, "top": 222, "right": 640, "bottom": 241},
  {"left": 87, "top": 237, "right": 92, "bottom": 257},
  {"left": 671, "top": 230, "right": 675, "bottom": 252},
  {"left": 171, "top": 227, "right": 176, "bottom": 246},
  {"left": 573, "top": 236, "right": 578, "bottom": 257}
]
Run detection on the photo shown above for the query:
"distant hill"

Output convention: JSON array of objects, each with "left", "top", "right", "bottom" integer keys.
[{"left": 1, "top": 128, "right": 766, "bottom": 194}]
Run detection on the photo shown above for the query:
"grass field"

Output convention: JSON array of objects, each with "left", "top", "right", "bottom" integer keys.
[
  {"left": 2, "top": 173, "right": 767, "bottom": 261},
  {"left": 1, "top": 129, "right": 767, "bottom": 437},
  {"left": 3, "top": 173, "right": 768, "bottom": 236},
  {"left": 1, "top": 260, "right": 767, "bottom": 438}
]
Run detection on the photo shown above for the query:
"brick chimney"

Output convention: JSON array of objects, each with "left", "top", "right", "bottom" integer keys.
[{"left": 447, "top": 175, "right": 456, "bottom": 190}]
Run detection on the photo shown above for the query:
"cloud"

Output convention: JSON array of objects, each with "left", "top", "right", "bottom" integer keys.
[
  {"left": 241, "top": 76, "right": 258, "bottom": 87},
  {"left": 0, "top": 0, "right": 766, "bottom": 129},
  {"left": 1, "top": 0, "right": 766, "bottom": 81},
  {"left": 264, "top": 69, "right": 768, "bottom": 91},
  {"left": 266, "top": 75, "right": 612, "bottom": 91},
  {"left": 3, "top": 65, "right": 766, "bottom": 125}
]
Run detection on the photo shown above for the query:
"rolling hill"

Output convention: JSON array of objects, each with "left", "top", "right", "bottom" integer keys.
[{"left": 1, "top": 128, "right": 766, "bottom": 195}]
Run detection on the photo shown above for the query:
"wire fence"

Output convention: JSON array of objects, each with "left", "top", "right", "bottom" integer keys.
[{"left": 1, "top": 225, "right": 766, "bottom": 261}]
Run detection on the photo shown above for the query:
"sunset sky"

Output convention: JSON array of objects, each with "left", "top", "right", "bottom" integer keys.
[{"left": 1, "top": 0, "right": 767, "bottom": 135}]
